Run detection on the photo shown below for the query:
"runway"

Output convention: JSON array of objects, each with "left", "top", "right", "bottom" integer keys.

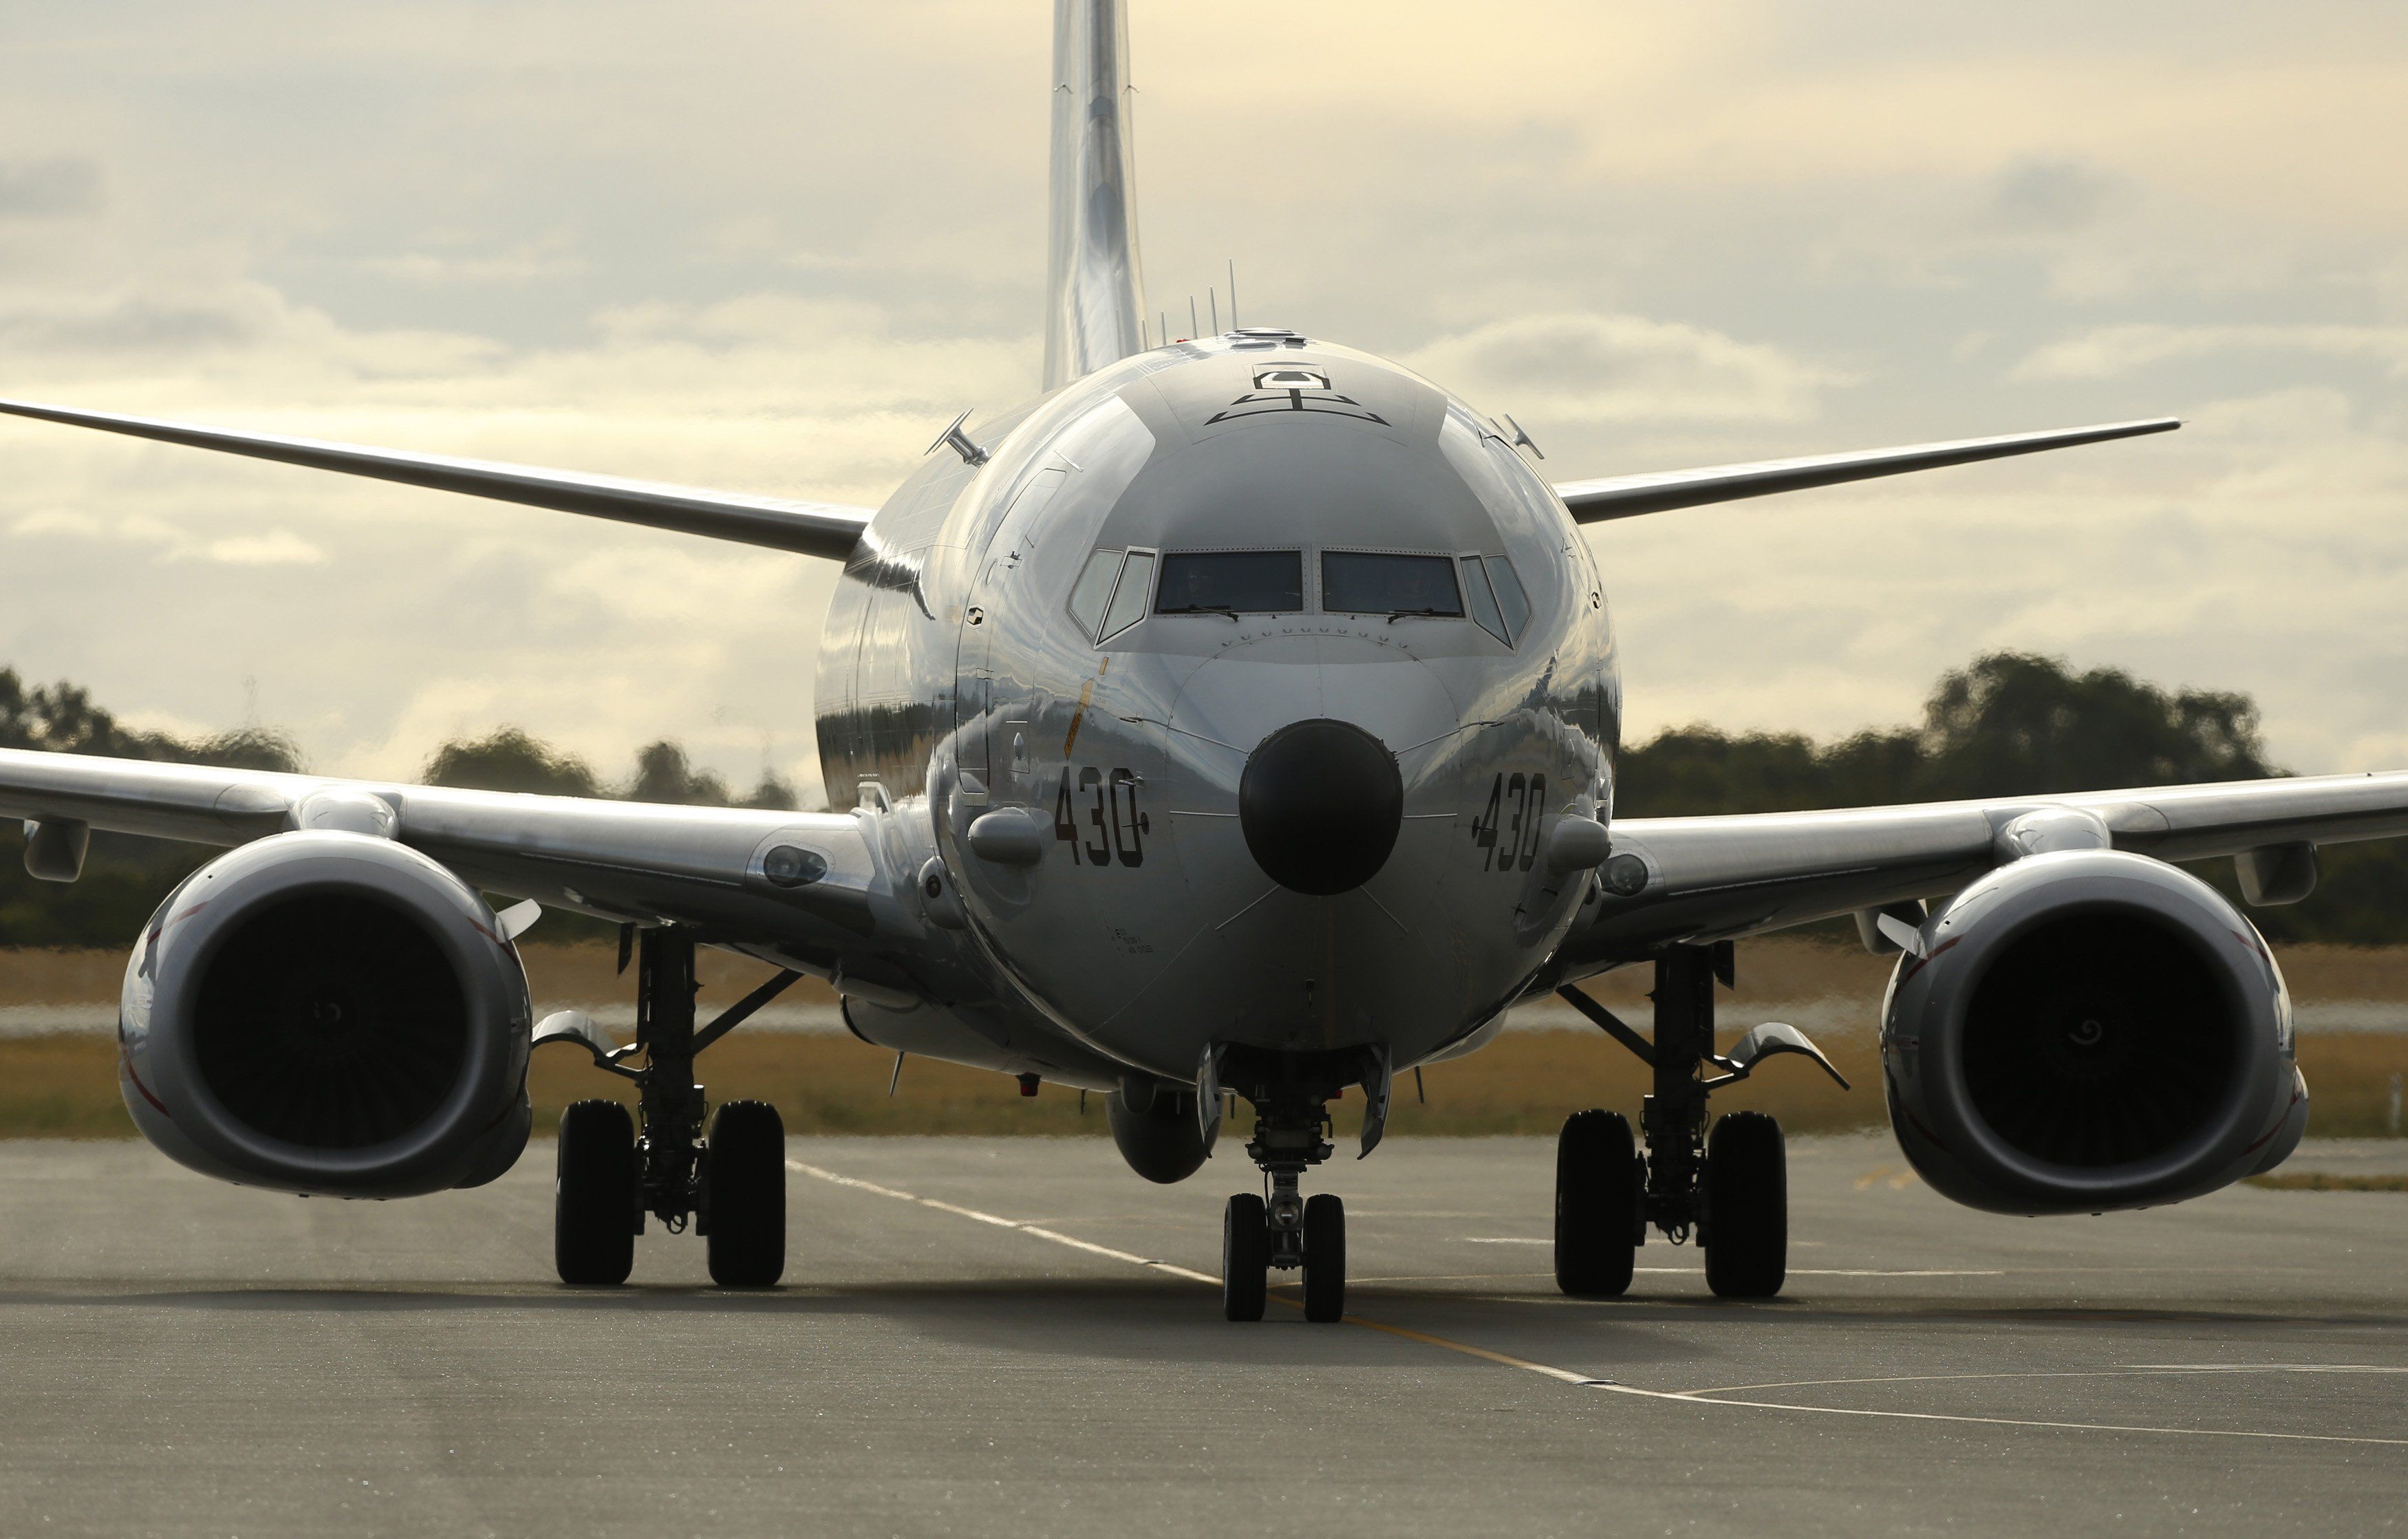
[{"left": 3, "top": 1134, "right": 2402, "bottom": 1538}]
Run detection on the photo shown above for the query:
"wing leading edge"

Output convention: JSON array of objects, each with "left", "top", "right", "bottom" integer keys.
[
  {"left": 1551, "top": 417, "right": 2180, "bottom": 524},
  {"left": 0, "top": 746, "right": 918, "bottom": 998},
  {"left": 0, "top": 397, "right": 874, "bottom": 560},
  {"left": 1553, "top": 770, "right": 2408, "bottom": 979}
]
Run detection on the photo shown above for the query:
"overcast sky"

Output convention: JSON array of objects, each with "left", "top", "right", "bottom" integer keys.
[{"left": 0, "top": 1, "right": 2403, "bottom": 804}]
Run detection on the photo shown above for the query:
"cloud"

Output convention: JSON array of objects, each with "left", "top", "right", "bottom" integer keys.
[
  {"left": 2013, "top": 324, "right": 2408, "bottom": 381},
  {"left": 1406, "top": 313, "right": 1850, "bottom": 425},
  {"left": 359, "top": 249, "right": 590, "bottom": 286},
  {"left": 0, "top": 158, "right": 100, "bottom": 221},
  {"left": 204, "top": 530, "right": 325, "bottom": 566},
  {"left": 1988, "top": 157, "right": 2127, "bottom": 234}
]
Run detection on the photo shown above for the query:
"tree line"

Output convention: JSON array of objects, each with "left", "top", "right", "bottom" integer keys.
[
  {"left": 0, "top": 669, "right": 798, "bottom": 947},
  {"left": 3, "top": 652, "right": 2405, "bottom": 947}
]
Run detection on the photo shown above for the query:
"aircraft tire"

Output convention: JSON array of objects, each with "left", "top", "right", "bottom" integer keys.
[
  {"left": 1223, "top": 1194, "right": 1269, "bottom": 1321},
  {"left": 1703, "top": 1111, "right": 1786, "bottom": 1298},
  {"left": 1555, "top": 1108, "right": 1639, "bottom": 1296},
  {"left": 1302, "top": 1193, "right": 1346, "bottom": 1322},
  {"left": 555, "top": 1099, "right": 636, "bottom": 1286},
  {"left": 705, "top": 1100, "right": 788, "bottom": 1288}
]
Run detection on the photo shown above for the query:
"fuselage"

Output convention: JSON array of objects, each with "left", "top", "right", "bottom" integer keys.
[{"left": 813, "top": 332, "right": 1621, "bottom": 1086}]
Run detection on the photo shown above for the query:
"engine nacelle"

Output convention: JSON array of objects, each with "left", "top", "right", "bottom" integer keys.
[
  {"left": 1883, "top": 848, "right": 2307, "bottom": 1216},
  {"left": 118, "top": 832, "right": 535, "bottom": 1198}
]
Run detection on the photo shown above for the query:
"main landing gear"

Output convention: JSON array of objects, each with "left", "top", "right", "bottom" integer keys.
[
  {"left": 543, "top": 927, "right": 802, "bottom": 1288},
  {"left": 1554, "top": 943, "right": 1848, "bottom": 1300},
  {"left": 1216, "top": 1051, "right": 1384, "bottom": 1323}
]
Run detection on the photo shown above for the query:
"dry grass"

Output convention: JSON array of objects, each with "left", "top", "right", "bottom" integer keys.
[
  {"left": 5, "top": 938, "right": 2402, "bottom": 1140},
  {"left": 13, "top": 1023, "right": 2402, "bottom": 1142},
  {"left": 2244, "top": 1172, "right": 2408, "bottom": 1192}
]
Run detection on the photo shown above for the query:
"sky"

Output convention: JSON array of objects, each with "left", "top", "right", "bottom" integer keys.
[{"left": 0, "top": 1, "right": 2403, "bottom": 806}]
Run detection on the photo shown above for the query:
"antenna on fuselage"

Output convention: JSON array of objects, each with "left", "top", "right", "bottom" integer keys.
[
  {"left": 1209, "top": 288, "right": 1218, "bottom": 334},
  {"left": 1228, "top": 259, "right": 1238, "bottom": 329},
  {"left": 927, "top": 408, "right": 991, "bottom": 467},
  {"left": 1188, "top": 296, "right": 1198, "bottom": 340}
]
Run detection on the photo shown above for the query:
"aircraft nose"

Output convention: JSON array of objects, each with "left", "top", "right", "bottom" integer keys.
[{"left": 1238, "top": 718, "right": 1404, "bottom": 896}]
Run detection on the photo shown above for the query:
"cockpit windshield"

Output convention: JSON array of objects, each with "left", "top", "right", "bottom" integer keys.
[
  {"left": 1321, "top": 551, "right": 1463, "bottom": 617},
  {"left": 1155, "top": 550, "right": 1304, "bottom": 615}
]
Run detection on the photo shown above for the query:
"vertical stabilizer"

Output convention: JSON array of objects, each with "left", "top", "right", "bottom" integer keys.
[{"left": 1043, "top": 0, "right": 1149, "bottom": 391}]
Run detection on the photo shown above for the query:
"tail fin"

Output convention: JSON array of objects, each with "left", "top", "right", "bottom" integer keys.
[{"left": 1042, "top": 0, "right": 1150, "bottom": 391}]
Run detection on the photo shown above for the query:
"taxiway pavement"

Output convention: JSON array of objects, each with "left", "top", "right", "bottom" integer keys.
[{"left": 2, "top": 1132, "right": 2402, "bottom": 1538}]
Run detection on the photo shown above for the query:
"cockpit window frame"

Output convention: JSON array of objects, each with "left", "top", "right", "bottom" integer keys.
[
  {"left": 1066, "top": 546, "right": 1125, "bottom": 638},
  {"left": 1318, "top": 546, "right": 1468, "bottom": 621},
  {"left": 1095, "top": 545, "right": 1159, "bottom": 642},
  {"left": 1152, "top": 546, "right": 1309, "bottom": 619},
  {"left": 1458, "top": 552, "right": 1512, "bottom": 645}
]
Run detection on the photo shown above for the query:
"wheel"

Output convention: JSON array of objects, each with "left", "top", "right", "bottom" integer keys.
[
  {"left": 1703, "top": 1110, "right": 1786, "bottom": 1298},
  {"left": 1223, "top": 1194, "right": 1269, "bottom": 1321},
  {"left": 705, "top": 1100, "right": 787, "bottom": 1287},
  {"left": 555, "top": 1099, "right": 636, "bottom": 1285},
  {"left": 1555, "top": 1108, "right": 1639, "bottom": 1297},
  {"left": 1302, "top": 1193, "right": 1346, "bottom": 1323}
]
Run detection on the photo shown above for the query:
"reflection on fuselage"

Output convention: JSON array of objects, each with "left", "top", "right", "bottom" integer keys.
[{"left": 813, "top": 335, "right": 1621, "bottom": 1085}]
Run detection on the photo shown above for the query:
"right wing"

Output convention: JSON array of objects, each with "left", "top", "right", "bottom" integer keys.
[
  {"left": 0, "top": 397, "right": 876, "bottom": 560},
  {"left": 1551, "top": 418, "right": 2180, "bottom": 524}
]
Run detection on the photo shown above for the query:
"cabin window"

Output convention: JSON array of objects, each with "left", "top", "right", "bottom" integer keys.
[
  {"left": 1155, "top": 550, "right": 1305, "bottom": 616},
  {"left": 1321, "top": 550, "right": 1463, "bottom": 618}
]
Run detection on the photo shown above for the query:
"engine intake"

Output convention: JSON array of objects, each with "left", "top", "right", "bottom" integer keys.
[
  {"left": 120, "top": 832, "right": 535, "bottom": 1197},
  {"left": 1883, "top": 849, "right": 2305, "bottom": 1214}
]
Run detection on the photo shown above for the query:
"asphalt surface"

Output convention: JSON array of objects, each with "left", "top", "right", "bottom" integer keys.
[{"left": 3, "top": 1133, "right": 2403, "bottom": 1538}]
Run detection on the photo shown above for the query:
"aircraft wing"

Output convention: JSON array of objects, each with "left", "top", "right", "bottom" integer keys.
[
  {"left": 1551, "top": 418, "right": 2180, "bottom": 524},
  {"left": 1552, "top": 770, "right": 2408, "bottom": 978},
  {"left": 0, "top": 746, "right": 921, "bottom": 996},
  {"left": 0, "top": 397, "right": 875, "bottom": 560}
]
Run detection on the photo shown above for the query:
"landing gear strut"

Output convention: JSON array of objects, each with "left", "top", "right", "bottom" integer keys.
[
  {"left": 1555, "top": 943, "right": 1842, "bottom": 1300},
  {"left": 1216, "top": 1054, "right": 1366, "bottom": 1323},
  {"left": 546, "top": 927, "right": 799, "bottom": 1287}
]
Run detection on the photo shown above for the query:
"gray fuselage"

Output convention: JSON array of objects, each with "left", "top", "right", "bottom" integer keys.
[{"left": 814, "top": 333, "right": 1620, "bottom": 1088}]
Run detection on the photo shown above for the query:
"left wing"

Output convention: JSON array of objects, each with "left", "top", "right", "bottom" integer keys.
[
  {"left": 1551, "top": 770, "right": 2408, "bottom": 979},
  {"left": 0, "top": 397, "right": 876, "bottom": 560},
  {"left": 1552, "top": 418, "right": 2179, "bottom": 524},
  {"left": 0, "top": 747, "right": 920, "bottom": 998}
]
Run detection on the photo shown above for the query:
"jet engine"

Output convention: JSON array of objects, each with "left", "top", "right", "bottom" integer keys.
[
  {"left": 1882, "top": 848, "right": 2307, "bottom": 1215},
  {"left": 118, "top": 831, "right": 536, "bottom": 1197}
]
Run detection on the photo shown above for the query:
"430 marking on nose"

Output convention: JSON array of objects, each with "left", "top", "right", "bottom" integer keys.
[
  {"left": 1055, "top": 765, "right": 1148, "bottom": 866},
  {"left": 1472, "top": 771, "right": 1547, "bottom": 872}
]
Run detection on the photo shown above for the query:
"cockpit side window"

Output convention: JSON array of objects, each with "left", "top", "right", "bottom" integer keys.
[
  {"left": 1068, "top": 548, "right": 1123, "bottom": 636},
  {"left": 1156, "top": 550, "right": 1304, "bottom": 616},
  {"left": 1483, "top": 555, "right": 1531, "bottom": 638},
  {"left": 1461, "top": 555, "right": 1510, "bottom": 643},
  {"left": 1322, "top": 550, "right": 1464, "bottom": 618},
  {"left": 1099, "top": 548, "right": 1157, "bottom": 640}
]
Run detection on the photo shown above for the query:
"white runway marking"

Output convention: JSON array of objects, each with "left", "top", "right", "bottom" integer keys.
[
  {"left": 787, "top": 1159, "right": 2408, "bottom": 1447},
  {"left": 787, "top": 1160, "right": 1219, "bottom": 1286}
]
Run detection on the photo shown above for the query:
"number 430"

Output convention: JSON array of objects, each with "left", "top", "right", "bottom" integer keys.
[{"left": 1472, "top": 772, "right": 1546, "bottom": 873}]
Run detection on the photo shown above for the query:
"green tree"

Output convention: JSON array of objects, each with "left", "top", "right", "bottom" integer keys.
[{"left": 422, "top": 729, "right": 599, "bottom": 797}]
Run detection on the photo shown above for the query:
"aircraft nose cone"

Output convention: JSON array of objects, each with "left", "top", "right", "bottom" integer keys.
[{"left": 1238, "top": 719, "right": 1404, "bottom": 896}]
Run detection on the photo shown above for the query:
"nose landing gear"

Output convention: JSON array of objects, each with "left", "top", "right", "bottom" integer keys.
[
  {"left": 1216, "top": 1060, "right": 1355, "bottom": 1322},
  {"left": 1556, "top": 943, "right": 1846, "bottom": 1299}
]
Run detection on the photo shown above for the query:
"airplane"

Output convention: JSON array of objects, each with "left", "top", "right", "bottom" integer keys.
[{"left": 0, "top": 0, "right": 2371, "bottom": 1322}]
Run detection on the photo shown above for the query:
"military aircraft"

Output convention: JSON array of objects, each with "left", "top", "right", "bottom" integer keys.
[{"left": 0, "top": 1, "right": 2372, "bottom": 1322}]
